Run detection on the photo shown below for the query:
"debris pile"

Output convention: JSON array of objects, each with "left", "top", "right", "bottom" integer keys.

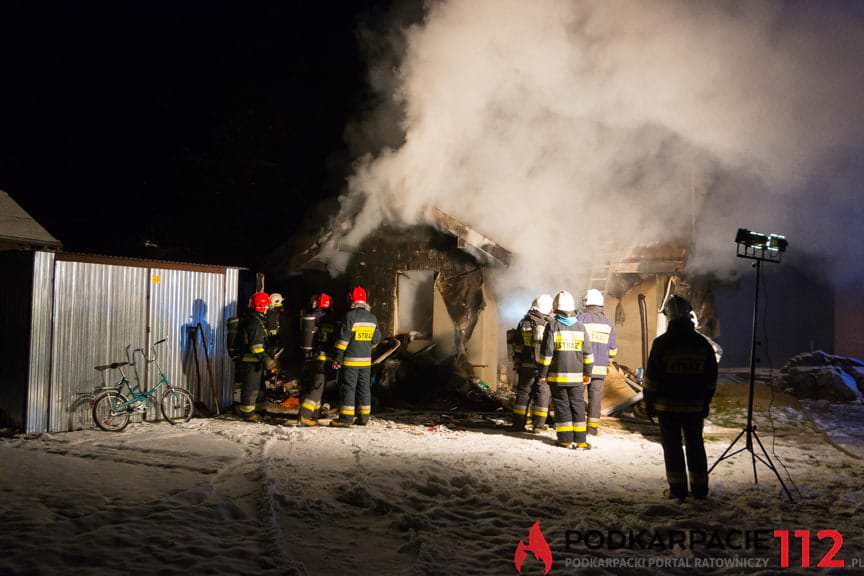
[
  {"left": 775, "top": 351, "right": 864, "bottom": 402},
  {"left": 376, "top": 335, "right": 504, "bottom": 412}
]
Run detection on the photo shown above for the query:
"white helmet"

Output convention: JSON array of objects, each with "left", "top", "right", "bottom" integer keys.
[
  {"left": 270, "top": 293, "right": 284, "bottom": 308},
  {"left": 584, "top": 289, "right": 604, "bottom": 307},
  {"left": 553, "top": 290, "right": 577, "bottom": 313},
  {"left": 531, "top": 293, "right": 553, "bottom": 315}
]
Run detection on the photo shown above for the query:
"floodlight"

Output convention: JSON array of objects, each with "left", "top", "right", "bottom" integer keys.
[
  {"left": 735, "top": 228, "right": 788, "bottom": 263},
  {"left": 710, "top": 228, "right": 794, "bottom": 501}
]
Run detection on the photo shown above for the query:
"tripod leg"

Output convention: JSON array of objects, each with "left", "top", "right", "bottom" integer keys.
[
  {"left": 708, "top": 428, "right": 746, "bottom": 473},
  {"left": 753, "top": 430, "right": 795, "bottom": 502},
  {"left": 751, "top": 445, "right": 759, "bottom": 484}
]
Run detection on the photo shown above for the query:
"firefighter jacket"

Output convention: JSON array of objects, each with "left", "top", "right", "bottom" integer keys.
[
  {"left": 265, "top": 308, "right": 282, "bottom": 337},
  {"left": 537, "top": 312, "right": 594, "bottom": 385},
  {"left": 306, "top": 309, "right": 338, "bottom": 364},
  {"left": 644, "top": 318, "right": 718, "bottom": 414},
  {"left": 577, "top": 305, "right": 618, "bottom": 378},
  {"left": 513, "top": 309, "right": 551, "bottom": 367},
  {"left": 239, "top": 312, "right": 273, "bottom": 364},
  {"left": 334, "top": 303, "right": 381, "bottom": 367}
]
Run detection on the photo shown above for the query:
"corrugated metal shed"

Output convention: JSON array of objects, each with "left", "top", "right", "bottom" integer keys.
[
  {"left": 27, "top": 252, "right": 55, "bottom": 433},
  {"left": 0, "top": 251, "right": 241, "bottom": 433},
  {"left": 50, "top": 261, "right": 149, "bottom": 432}
]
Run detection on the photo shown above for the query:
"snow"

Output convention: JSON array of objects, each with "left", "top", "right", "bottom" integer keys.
[{"left": 1, "top": 407, "right": 863, "bottom": 575}]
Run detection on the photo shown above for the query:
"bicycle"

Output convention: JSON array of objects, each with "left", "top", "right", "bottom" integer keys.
[{"left": 92, "top": 338, "right": 194, "bottom": 432}]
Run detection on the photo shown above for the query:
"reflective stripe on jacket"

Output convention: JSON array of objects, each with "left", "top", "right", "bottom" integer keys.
[
  {"left": 577, "top": 306, "right": 617, "bottom": 379},
  {"left": 644, "top": 318, "right": 718, "bottom": 414},
  {"left": 537, "top": 313, "right": 594, "bottom": 385},
  {"left": 334, "top": 303, "right": 381, "bottom": 366},
  {"left": 240, "top": 313, "right": 272, "bottom": 364},
  {"left": 515, "top": 309, "right": 550, "bottom": 365}
]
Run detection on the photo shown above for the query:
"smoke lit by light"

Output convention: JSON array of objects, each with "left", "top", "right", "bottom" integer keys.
[{"left": 329, "top": 0, "right": 864, "bottom": 301}]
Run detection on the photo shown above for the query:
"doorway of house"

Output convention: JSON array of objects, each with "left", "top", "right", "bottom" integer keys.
[{"left": 396, "top": 271, "right": 435, "bottom": 337}]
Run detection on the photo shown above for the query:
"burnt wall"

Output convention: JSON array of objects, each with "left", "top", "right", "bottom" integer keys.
[{"left": 343, "top": 225, "right": 479, "bottom": 337}]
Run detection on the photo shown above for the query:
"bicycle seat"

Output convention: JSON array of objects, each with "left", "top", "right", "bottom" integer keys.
[{"left": 95, "top": 362, "right": 128, "bottom": 371}]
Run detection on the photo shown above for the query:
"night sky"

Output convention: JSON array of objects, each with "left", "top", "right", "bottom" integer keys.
[{"left": 0, "top": 2, "right": 389, "bottom": 266}]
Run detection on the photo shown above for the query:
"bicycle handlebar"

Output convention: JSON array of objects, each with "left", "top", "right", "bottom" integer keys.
[{"left": 134, "top": 337, "right": 167, "bottom": 363}]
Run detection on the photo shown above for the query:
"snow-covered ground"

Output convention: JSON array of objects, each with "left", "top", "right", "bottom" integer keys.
[{"left": 1, "top": 401, "right": 863, "bottom": 575}]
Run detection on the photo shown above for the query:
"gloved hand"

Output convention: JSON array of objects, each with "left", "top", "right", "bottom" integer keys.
[
  {"left": 332, "top": 361, "right": 342, "bottom": 370},
  {"left": 264, "top": 357, "right": 277, "bottom": 372},
  {"left": 583, "top": 376, "right": 591, "bottom": 384}
]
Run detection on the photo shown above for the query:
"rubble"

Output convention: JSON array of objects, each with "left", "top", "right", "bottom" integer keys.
[{"left": 775, "top": 351, "right": 864, "bottom": 402}]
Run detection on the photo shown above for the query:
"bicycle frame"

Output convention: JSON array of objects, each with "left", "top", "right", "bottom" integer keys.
[{"left": 108, "top": 339, "right": 174, "bottom": 412}]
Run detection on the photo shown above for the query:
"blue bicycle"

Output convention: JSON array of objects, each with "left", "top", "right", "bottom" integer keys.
[{"left": 92, "top": 338, "right": 194, "bottom": 432}]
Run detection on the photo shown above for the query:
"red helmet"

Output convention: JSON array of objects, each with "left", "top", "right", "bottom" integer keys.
[
  {"left": 317, "top": 292, "right": 333, "bottom": 309},
  {"left": 249, "top": 292, "right": 270, "bottom": 313},
  {"left": 349, "top": 286, "right": 367, "bottom": 305}
]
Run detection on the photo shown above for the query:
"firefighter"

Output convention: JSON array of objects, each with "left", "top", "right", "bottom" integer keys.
[
  {"left": 236, "top": 292, "right": 277, "bottom": 422},
  {"left": 297, "top": 293, "right": 336, "bottom": 426},
  {"left": 331, "top": 286, "right": 381, "bottom": 427},
  {"left": 511, "top": 294, "right": 553, "bottom": 432},
  {"left": 265, "top": 292, "right": 284, "bottom": 350},
  {"left": 644, "top": 295, "right": 718, "bottom": 500},
  {"left": 577, "top": 289, "right": 618, "bottom": 436},
  {"left": 538, "top": 290, "right": 594, "bottom": 449}
]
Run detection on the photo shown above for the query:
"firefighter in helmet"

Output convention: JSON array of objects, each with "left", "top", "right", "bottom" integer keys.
[
  {"left": 511, "top": 294, "right": 553, "bottom": 432},
  {"left": 237, "top": 292, "right": 277, "bottom": 422},
  {"left": 645, "top": 295, "right": 718, "bottom": 500},
  {"left": 265, "top": 292, "right": 285, "bottom": 352},
  {"left": 577, "top": 289, "right": 618, "bottom": 435},
  {"left": 331, "top": 286, "right": 380, "bottom": 427},
  {"left": 537, "top": 290, "right": 594, "bottom": 449},
  {"left": 297, "top": 293, "right": 336, "bottom": 426}
]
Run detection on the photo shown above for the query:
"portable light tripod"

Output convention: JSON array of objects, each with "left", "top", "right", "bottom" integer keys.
[{"left": 708, "top": 230, "right": 794, "bottom": 502}]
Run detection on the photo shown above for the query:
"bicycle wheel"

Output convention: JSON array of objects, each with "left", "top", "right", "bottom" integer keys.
[
  {"left": 92, "top": 390, "right": 131, "bottom": 432},
  {"left": 161, "top": 387, "right": 194, "bottom": 424}
]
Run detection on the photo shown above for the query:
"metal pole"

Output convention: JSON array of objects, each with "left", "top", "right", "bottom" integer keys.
[{"left": 745, "top": 260, "right": 761, "bottom": 453}]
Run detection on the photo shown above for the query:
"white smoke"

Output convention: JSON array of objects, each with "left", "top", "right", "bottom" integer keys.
[{"left": 336, "top": 0, "right": 864, "bottom": 319}]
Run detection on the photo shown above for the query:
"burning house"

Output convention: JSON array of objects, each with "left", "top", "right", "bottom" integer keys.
[
  {"left": 267, "top": 206, "right": 510, "bottom": 403},
  {"left": 266, "top": 201, "right": 723, "bottom": 417}
]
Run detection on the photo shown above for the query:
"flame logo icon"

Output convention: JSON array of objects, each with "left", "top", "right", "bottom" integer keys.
[{"left": 514, "top": 520, "right": 553, "bottom": 575}]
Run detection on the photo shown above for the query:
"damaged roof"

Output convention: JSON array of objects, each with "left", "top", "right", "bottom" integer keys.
[
  {"left": 612, "top": 240, "right": 687, "bottom": 274},
  {"left": 0, "top": 191, "right": 62, "bottom": 250},
  {"left": 425, "top": 207, "right": 511, "bottom": 267},
  {"left": 273, "top": 202, "right": 511, "bottom": 273}
]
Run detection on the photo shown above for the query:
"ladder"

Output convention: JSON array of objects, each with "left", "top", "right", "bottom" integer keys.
[{"left": 586, "top": 241, "right": 618, "bottom": 294}]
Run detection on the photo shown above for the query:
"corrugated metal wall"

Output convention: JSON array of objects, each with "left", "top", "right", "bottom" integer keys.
[
  {"left": 26, "top": 251, "right": 55, "bottom": 433},
  {"left": 50, "top": 262, "right": 149, "bottom": 432},
  {"left": 147, "top": 268, "right": 227, "bottom": 416},
  {"left": 222, "top": 268, "right": 239, "bottom": 407},
  {"left": 1, "top": 254, "right": 239, "bottom": 433},
  {"left": 0, "top": 252, "right": 35, "bottom": 430},
  {"left": 44, "top": 259, "right": 239, "bottom": 431}
]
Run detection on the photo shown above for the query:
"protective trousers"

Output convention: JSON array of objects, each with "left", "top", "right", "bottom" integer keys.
[
  {"left": 587, "top": 377, "right": 604, "bottom": 433},
  {"left": 513, "top": 366, "right": 550, "bottom": 430},
  {"left": 658, "top": 413, "right": 708, "bottom": 499},
  {"left": 550, "top": 383, "right": 586, "bottom": 444},
  {"left": 299, "top": 363, "right": 326, "bottom": 421},
  {"left": 239, "top": 363, "right": 266, "bottom": 415},
  {"left": 338, "top": 365, "right": 371, "bottom": 425}
]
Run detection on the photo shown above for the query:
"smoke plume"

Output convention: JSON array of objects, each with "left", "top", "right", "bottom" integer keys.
[{"left": 335, "top": 0, "right": 864, "bottom": 320}]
